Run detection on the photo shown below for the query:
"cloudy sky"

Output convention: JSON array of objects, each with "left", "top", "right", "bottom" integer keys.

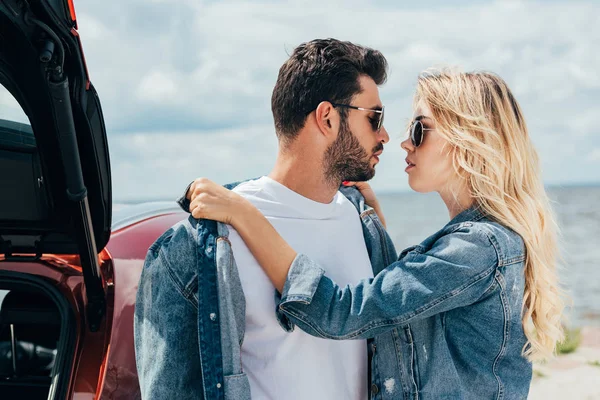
[{"left": 4, "top": 0, "right": 600, "bottom": 201}]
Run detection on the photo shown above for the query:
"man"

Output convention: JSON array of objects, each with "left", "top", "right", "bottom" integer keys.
[{"left": 135, "top": 38, "right": 395, "bottom": 400}]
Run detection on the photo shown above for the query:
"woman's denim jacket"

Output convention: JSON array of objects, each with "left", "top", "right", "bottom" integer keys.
[
  {"left": 277, "top": 206, "right": 532, "bottom": 400},
  {"left": 134, "top": 182, "right": 395, "bottom": 400}
]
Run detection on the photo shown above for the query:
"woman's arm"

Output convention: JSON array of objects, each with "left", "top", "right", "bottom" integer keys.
[
  {"left": 276, "top": 225, "right": 500, "bottom": 339},
  {"left": 189, "top": 178, "right": 297, "bottom": 292},
  {"left": 190, "top": 178, "right": 499, "bottom": 340},
  {"left": 235, "top": 205, "right": 296, "bottom": 292}
]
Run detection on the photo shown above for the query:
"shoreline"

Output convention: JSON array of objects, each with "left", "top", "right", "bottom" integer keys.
[{"left": 529, "top": 326, "right": 600, "bottom": 399}]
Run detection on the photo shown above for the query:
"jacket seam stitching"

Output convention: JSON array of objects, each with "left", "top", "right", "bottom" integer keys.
[
  {"left": 492, "top": 272, "right": 509, "bottom": 400},
  {"left": 369, "top": 212, "right": 392, "bottom": 266},
  {"left": 159, "top": 249, "right": 199, "bottom": 310},
  {"left": 499, "top": 255, "right": 525, "bottom": 266}
]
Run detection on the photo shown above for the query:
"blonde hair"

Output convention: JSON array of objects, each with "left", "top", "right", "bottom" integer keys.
[{"left": 415, "top": 68, "right": 565, "bottom": 361}]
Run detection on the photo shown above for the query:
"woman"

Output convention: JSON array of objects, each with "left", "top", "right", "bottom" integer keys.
[{"left": 189, "top": 70, "right": 565, "bottom": 399}]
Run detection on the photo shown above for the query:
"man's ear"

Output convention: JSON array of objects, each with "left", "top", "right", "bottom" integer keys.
[{"left": 315, "top": 101, "right": 338, "bottom": 138}]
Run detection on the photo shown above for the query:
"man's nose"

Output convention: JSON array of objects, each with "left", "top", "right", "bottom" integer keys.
[{"left": 378, "top": 125, "right": 390, "bottom": 144}]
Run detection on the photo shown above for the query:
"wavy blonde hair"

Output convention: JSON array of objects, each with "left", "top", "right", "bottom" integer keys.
[{"left": 415, "top": 68, "right": 565, "bottom": 361}]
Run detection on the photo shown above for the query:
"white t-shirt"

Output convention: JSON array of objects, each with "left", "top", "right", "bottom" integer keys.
[{"left": 229, "top": 176, "right": 374, "bottom": 400}]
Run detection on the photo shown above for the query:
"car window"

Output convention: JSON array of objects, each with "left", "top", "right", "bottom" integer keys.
[
  {"left": 0, "top": 84, "right": 29, "bottom": 125},
  {"left": 0, "top": 84, "right": 35, "bottom": 147},
  {"left": 0, "top": 290, "right": 8, "bottom": 308}
]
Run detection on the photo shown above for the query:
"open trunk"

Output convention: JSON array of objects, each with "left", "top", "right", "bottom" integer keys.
[
  {"left": 0, "top": 271, "right": 76, "bottom": 399},
  {"left": 0, "top": 0, "right": 113, "bottom": 398}
]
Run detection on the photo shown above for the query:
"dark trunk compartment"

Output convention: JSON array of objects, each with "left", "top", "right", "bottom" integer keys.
[{"left": 0, "top": 270, "right": 76, "bottom": 400}]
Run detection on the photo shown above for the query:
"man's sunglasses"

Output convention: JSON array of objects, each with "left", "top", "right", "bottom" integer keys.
[
  {"left": 330, "top": 103, "right": 385, "bottom": 132},
  {"left": 408, "top": 119, "right": 435, "bottom": 148}
]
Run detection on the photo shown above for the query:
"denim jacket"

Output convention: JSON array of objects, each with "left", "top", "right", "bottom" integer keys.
[
  {"left": 134, "top": 181, "right": 396, "bottom": 400},
  {"left": 277, "top": 206, "right": 532, "bottom": 399}
]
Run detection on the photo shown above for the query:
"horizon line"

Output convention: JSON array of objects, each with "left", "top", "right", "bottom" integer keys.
[{"left": 113, "top": 181, "right": 600, "bottom": 204}]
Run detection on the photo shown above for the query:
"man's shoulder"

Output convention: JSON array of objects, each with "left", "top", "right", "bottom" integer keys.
[
  {"left": 231, "top": 177, "right": 264, "bottom": 196},
  {"left": 149, "top": 216, "right": 219, "bottom": 268}
]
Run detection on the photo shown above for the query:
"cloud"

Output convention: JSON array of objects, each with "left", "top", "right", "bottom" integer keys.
[
  {"left": 64, "top": 1, "right": 600, "bottom": 198},
  {"left": 108, "top": 125, "right": 278, "bottom": 201},
  {"left": 587, "top": 148, "right": 600, "bottom": 164},
  {"left": 136, "top": 70, "right": 179, "bottom": 102}
]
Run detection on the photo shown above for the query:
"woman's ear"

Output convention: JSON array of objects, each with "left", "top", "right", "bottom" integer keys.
[{"left": 315, "top": 101, "right": 338, "bottom": 138}]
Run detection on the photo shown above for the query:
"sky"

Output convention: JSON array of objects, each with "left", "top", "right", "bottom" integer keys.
[{"left": 2, "top": 0, "right": 599, "bottom": 201}]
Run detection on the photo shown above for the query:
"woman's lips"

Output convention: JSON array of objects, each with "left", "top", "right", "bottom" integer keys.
[{"left": 405, "top": 159, "right": 415, "bottom": 172}]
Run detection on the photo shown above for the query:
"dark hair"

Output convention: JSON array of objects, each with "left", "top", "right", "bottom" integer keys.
[{"left": 271, "top": 38, "right": 388, "bottom": 142}]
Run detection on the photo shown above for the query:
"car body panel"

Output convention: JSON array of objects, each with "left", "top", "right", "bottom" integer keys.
[{"left": 0, "top": 210, "right": 187, "bottom": 399}]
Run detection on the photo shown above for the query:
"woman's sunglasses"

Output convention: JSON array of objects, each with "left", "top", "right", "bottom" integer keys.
[{"left": 408, "top": 119, "right": 435, "bottom": 147}]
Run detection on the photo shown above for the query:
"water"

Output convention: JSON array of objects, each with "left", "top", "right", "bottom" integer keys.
[
  {"left": 107, "top": 185, "right": 600, "bottom": 328},
  {"left": 377, "top": 185, "right": 600, "bottom": 328}
]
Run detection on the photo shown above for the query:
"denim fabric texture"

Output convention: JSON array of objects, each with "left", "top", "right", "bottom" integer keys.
[
  {"left": 135, "top": 178, "right": 530, "bottom": 400},
  {"left": 134, "top": 181, "right": 392, "bottom": 399},
  {"left": 135, "top": 182, "right": 247, "bottom": 400},
  {"left": 278, "top": 206, "right": 532, "bottom": 399}
]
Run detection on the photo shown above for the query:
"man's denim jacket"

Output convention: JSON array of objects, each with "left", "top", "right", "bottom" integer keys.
[
  {"left": 134, "top": 182, "right": 394, "bottom": 400},
  {"left": 277, "top": 206, "right": 532, "bottom": 400}
]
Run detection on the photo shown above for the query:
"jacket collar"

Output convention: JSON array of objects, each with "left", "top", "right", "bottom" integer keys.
[{"left": 447, "top": 205, "right": 487, "bottom": 226}]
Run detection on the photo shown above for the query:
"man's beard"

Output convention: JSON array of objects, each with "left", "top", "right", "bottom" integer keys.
[{"left": 323, "top": 120, "right": 383, "bottom": 185}]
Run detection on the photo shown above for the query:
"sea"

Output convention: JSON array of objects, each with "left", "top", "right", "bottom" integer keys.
[
  {"left": 111, "top": 184, "right": 599, "bottom": 328},
  {"left": 377, "top": 185, "right": 600, "bottom": 328}
]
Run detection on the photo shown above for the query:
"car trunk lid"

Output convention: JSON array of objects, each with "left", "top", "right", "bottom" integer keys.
[{"left": 0, "top": 0, "right": 111, "bottom": 331}]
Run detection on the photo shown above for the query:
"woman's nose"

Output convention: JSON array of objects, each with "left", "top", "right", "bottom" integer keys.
[{"left": 401, "top": 137, "right": 414, "bottom": 152}]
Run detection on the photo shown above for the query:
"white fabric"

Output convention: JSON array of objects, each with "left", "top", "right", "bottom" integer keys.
[{"left": 229, "top": 176, "right": 373, "bottom": 400}]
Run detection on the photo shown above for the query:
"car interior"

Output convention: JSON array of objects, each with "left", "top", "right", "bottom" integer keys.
[{"left": 0, "top": 283, "right": 73, "bottom": 400}]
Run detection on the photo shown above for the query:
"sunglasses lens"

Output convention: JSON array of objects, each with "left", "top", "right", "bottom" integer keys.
[
  {"left": 410, "top": 121, "right": 422, "bottom": 147},
  {"left": 378, "top": 107, "right": 385, "bottom": 131}
]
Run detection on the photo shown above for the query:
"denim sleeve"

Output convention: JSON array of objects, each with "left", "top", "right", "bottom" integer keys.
[
  {"left": 134, "top": 224, "right": 204, "bottom": 399},
  {"left": 176, "top": 181, "right": 193, "bottom": 213},
  {"left": 278, "top": 224, "right": 499, "bottom": 340}
]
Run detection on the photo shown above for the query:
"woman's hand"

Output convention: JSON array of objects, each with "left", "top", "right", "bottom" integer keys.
[
  {"left": 188, "top": 178, "right": 250, "bottom": 226},
  {"left": 343, "top": 181, "right": 387, "bottom": 228},
  {"left": 188, "top": 177, "right": 296, "bottom": 293},
  {"left": 343, "top": 181, "right": 378, "bottom": 207}
]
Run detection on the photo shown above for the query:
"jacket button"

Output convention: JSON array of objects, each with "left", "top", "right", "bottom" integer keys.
[
  {"left": 371, "top": 384, "right": 379, "bottom": 395},
  {"left": 209, "top": 313, "right": 217, "bottom": 321}
]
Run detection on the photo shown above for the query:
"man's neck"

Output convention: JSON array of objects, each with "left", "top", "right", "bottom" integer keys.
[{"left": 268, "top": 151, "right": 339, "bottom": 204}]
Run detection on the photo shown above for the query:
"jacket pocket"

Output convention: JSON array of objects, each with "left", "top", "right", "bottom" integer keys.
[{"left": 224, "top": 373, "right": 251, "bottom": 400}]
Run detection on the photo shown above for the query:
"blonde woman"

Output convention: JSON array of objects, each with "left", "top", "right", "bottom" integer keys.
[{"left": 187, "top": 70, "right": 565, "bottom": 399}]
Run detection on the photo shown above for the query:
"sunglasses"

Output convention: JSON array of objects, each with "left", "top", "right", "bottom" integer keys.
[
  {"left": 330, "top": 103, "right": 385, "bottom": 132},
  {"left": 408, "top": 119, "right": 435, "bottom": 147}
]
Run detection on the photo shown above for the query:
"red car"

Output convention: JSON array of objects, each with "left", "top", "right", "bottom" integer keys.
[{"left": 0, "top": 1, "right": 183, "bottom": 398}]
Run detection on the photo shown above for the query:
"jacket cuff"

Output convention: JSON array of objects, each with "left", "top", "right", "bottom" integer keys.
[
  {"left": 274, "top": 290, "right": 294, "bottom": 332},
  {"left": 176, "top": 181, "right": 193, "bottom": 213},
  {"left": 279, "top": 253, "right": 325, "bottom": 306}
]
